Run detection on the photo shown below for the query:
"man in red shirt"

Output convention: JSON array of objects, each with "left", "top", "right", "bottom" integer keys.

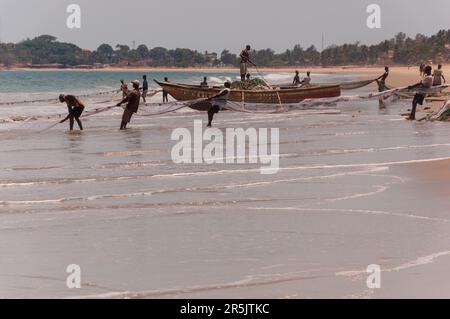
[{"left": 239, "top": 45, "right": 251, "bottom": 81}]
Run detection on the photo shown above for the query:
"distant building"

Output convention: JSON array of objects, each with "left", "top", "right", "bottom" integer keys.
[
  {"left": 28, "top": 63, "right": 65, "bottom": 69},
  {"left": 378, "top": 50, "right": 395, "bottom": 64},
  {"left": 204, "top": 51, "right": 218, "bottom": 67},
  {"left": 93, "top": 63, "right": 107, "bottom": 69},
  {"left": 73, "top": 65, "right": 94, "bottom": 69}
]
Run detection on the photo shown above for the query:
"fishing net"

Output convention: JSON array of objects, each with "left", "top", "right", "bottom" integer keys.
[
  {"left": 0, "top": 89, "right": 120, "bottom": 106},
  {"left": 426, "top": 100, "right": 450, "bottom": 121},
  {"left": 4, "top": 84, "right": 450, "bottom": 136},
  {"left": 274, "top": 77, "right": 379, "bottom": 90},
  {"left": 230, "top": 78, "right": 270, "bottom": 90},
  {"left": 220, "top": 85, "right": 413, "bottom": 114},
  {"left": 339, "top": 78, "right": 377, "bottom": 90},
  {"left": 0, "top": 89, "right": 160, "bottom": 106}
]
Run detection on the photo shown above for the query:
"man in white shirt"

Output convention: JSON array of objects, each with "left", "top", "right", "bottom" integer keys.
[
  {"left": 408, "top": 65, "right": 433, "bottom": 120},
  {"left": 205, "top": 81, "right": 231, "bottom": 127},
  {"left": 300, "top": 71, "right": 311, "bottom": 86}
]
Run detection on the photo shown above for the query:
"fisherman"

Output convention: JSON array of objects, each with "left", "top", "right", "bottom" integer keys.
[
  {"left": 407, "top": 65, "right": 433, "bottom": 120},
  {"left": 419, "top": 63, "right": 425, "bottom": 76},
  {"left": 120, "top": 80, "right": 129, "bottom": 99},
  {"left": 205, "top": 81, "right": 231, "bottom": 127},
  {"left": 59, "top": 94, "right": 85, "bottom": 131},
  {"left": 200, "top": 77, "right": 208, "bottom": 87},
  {"left": 163, "top": 77, "right": 169, "bottom": 103},
  {"left": 376, "top": 66, "right": 389, "bottom": 108},
  {"left": 117, "top": 80, "right": 141, "bottom": 130},
  {"left": 300, "top": 71, "right": 311, "bottom": 86},
  {"left": 293, "top": 70, "right": 301, "bottom": 85},
  {"left": 142, "top": 75, "right": 149, "bottom": 104},
  {"left": 433, "top": 64, "right": 446, "bottom": 86},
  {"left": 376, "top": 66, "right": 389, "bottom": 91},
  {"left": 239, "top": 45, "right": 252, "bottom": 81}
]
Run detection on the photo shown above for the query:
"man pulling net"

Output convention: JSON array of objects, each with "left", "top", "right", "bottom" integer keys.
[
  {"left": 117, "top": 80, "right": 141, "bottom": 130},
  {"left": 58, "top": 94, "right": 85, "bottom": 131},
  {"left": 205, "top": 81, "right": 231, "bottom": 127}
]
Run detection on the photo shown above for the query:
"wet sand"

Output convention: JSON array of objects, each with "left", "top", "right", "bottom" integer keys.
[{"left": 1, "top": 85, "right": 450, "bottom": 298}]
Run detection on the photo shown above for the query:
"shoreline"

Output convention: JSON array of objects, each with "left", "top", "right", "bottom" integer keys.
[
  {"left": 2, "top": 65, "right": 448, "bottom": 111},
  {"left": 2, "top": 65, "right": 441, "bottom": 90},
  {"left": 2, "top": 65, "right": 411, "bottom": 73}
]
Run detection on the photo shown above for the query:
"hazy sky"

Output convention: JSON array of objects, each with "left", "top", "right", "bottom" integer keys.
[{"left": 1, "top": 0, "right": 449, "bottom": 53}]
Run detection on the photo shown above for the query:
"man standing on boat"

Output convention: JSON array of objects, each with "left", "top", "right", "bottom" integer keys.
[
  {"left": 240, "top": 45, "right": 252, "bottom": 81},
  {"left": 117, "top": 80, "right": 141, "bottom": 130},
  {"left": 300, "top": 71, "right": 311, "bottom": 86},
  {"left": 205, "top": 81, "right": 231, "bottom": 127},
  {"left": 293, "top": 70, "right": 301, "bottom": 85},
  {"left": 59, "top": 94, "right": 85, "bottom": 131},
  {"left": 200, "top": 77, "right": 208, "bottom": 87}
]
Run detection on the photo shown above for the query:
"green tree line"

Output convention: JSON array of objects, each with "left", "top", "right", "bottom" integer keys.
[{"left": 1, "top": 30, "right": 450, "bottom": 68}]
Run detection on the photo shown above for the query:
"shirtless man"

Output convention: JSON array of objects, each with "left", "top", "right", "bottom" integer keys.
[
  {"left": 376, "top": 66, "right": 389, "bottom": 108},
  {"left": 120, "top": 80, "right": 129, "bottom": 99},
  {"left": 293, "top": 70, "right": 301, "bottom": 85},
  {"left": 376, "top": 66, "right": 390, "bottom": 92},
  {"left": 200, "top": 77, "right": 208, "bottom": 87},
  {"left": 59, "top": 94, "right": 85, "bottom": 131},
  {"left": 163, "top": 77, "right": 169, "bottom": 103}
]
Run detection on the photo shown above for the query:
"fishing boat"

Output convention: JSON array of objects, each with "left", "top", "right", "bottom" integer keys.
[
  {"left": 275, "top": 78, "right": 378, "bottom": 90},
  {"left": 154, "top": 80, "right": 341, "bottom": 110}
]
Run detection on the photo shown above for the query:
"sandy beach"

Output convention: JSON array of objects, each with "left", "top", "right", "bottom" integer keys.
[{"left": 3, "top": 0, "right": 450, "bottom": 305}]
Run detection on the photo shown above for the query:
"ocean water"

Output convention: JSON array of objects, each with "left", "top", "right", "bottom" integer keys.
[{"left": 1, "top": 70, "right": 450, "bottom": 298}]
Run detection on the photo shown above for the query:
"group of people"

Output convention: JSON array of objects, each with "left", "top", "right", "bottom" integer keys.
[
  {"left": 419, "top": 63, "right": 446, "bottom": 85},
  {"left": 120, "top": 75, "right": 149, "bottom": 103},
  {"left": 59, "top": 76, "right": 147, "bottom": 131},
  {"left": 118, "top": 76, "right": 151, "bottom": 129},
  {"left": 293, "top": 71, "right": 311, "bottom": 86},
  {"left": 408, "top": 64, "right": 446, "bottom": 120},
  {"left": 57, "top": 48, "right": 448, "bottom": 132}
]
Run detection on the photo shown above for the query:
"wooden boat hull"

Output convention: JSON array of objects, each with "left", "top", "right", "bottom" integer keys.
[
  {"left": 155, "top": 80, "right": 341, "bottom": 110},
  {"left": 276, "top": 78, "right": 377, "bottom": 90}
]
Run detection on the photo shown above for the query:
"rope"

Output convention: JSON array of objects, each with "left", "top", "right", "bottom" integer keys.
[
  {"left": 0, "top": 89, "right": 120, "bottom": 106},
  {"left": 0, "top": 88, "right": 161, "bottom": 106},
  {"left": 36, "top": 98, "right": 205, "bottom": 132},
  {"left": 8, "top": 84, "right": 450, "bottom": 135},
  {"left": 222, "top": 86, "right": 412, "bottom": 114}
]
